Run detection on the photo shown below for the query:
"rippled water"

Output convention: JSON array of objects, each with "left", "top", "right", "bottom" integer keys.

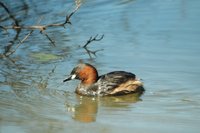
[{"left": 1, "top": 0, "right": 200, "bottom": 133}]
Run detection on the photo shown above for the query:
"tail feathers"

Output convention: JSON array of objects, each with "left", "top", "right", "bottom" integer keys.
[{"left": 132, "top": 80, "right": 143, "bottom": 86}]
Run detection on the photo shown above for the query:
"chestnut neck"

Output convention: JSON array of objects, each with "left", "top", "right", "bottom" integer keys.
[
  {"left": 79, "top": 64, "right": 98, "bottom": 85},
  {"left": 81, "top": 76, "right": 98, "bottom": 85}
]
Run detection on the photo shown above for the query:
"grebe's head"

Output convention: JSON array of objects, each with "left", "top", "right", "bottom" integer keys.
[{"left": 63, "top": 63, "right": 98, "bottom": 85}]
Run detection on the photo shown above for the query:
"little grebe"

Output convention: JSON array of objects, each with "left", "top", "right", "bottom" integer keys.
[{"left": 63, "top": 63, "right": 144, "bottom": 96}]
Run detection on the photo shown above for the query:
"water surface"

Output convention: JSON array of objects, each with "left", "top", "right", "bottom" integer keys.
[{"left": 0, "top": 0, "right": 200, "bottom": 133}]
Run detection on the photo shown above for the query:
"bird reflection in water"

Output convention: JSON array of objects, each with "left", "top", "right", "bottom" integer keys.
[
  {"left": 73, "top": 95, "right": 98, "bottom": 123},
  {"left": 66, "top": 92, "right": 144, "bottom": 123}
]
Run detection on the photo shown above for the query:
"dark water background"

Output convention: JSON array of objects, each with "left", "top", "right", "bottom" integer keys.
[{"left": 0, "top": 0, "right": 200, "bottom": 133}]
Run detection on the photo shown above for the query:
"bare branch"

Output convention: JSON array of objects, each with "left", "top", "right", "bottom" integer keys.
[
  {"left": 5, "top": 30, "right": 34, "bottom": 56},
  {"left": 65, "top": 2, "right": 81, "bottom": 25},
  {"left": 0, "top": 1, "right": 19, "bottom": 26},
  {"left": 0, "top": 25, "right": 8, "bottom": 32},
  {"left": 4, "top": 17, "right": 42, "bottom": 57},
  {"left": 83, "top": 34, "right": 104, "bottom": 58},
  {"left": 83, "top": 34, "right": 104, "bottom": 48},
  {"left": 1, "top": 3, "right": 81, "bottom": 31},
  {"left": 20, "top": 31, "right": 34, "bottom": 43},
  {"left": 84, "top": 48, "right": 104, "bottom": 58},
  {"left": 40, "top": 30, "right": 56, "bottom": 46},
  {"left": 1, "top": 2, "right": 81, "bottom": 57}
]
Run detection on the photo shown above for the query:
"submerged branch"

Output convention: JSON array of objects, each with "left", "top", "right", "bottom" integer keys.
[
  {"left": 0, "top": 1, "right": 19, "bottom": 26},
  {"left": 0, "top": 3, "right": 80, "bottom": 31},
  {"left": 0, "top": 1, "right": 81, "bottom": 57},
  {"left": 84, "top": 48, "right": 104, "bottom": 58},
  {"left": 4, "top": 16, "right": 43, "bottom": 57},
  {"left": 40, "top": 30, "right": 56, "bottom": 46},
  {"left": 5, "top": 30, "right": 34, "bottom": 56}
]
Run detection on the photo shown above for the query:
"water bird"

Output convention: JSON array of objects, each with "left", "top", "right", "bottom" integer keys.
[{"left": 63, "top": 63, "right": 144, "bottom": 96}]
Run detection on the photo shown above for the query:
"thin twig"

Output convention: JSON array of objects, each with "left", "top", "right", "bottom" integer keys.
[
  {"left": 83, "top": 34, "right": 104, "bottom": 58},
  {"left": 5, "top": 30, "right": 34, "bottom": 56},
  {"left": 20, "top": 30, "right": 34, "bottom": 43},
  {"left": 83, "top": 34, "right": 104, "bottom": 48},
  {"left": 4, "top": 17, "right": 43, "bottom": 56},
  {"left": 0, "top": 3, "right": 81, "bottom": 31},
  {"left": 0, "top": 25, "right": 8, "bottom": 33},
  {"left": 0, "top": 1, "right": 19, "bottom": 26},
  {"left": 40, "top": 30, "right": 56, "bottom": 46},
  {"left": 4, "top": 29, "right": 21, "bottom": 55},
  {"left": 84, "top": 48, "right": 104, "bottom": 58},
  {"left": 1, "top": 2, "right": 81, "bottom": 56}
]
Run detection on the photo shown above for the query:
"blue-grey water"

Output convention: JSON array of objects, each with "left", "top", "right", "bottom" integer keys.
[{"left": 0, "top": 0, "right": 200, "bottom": 133}]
